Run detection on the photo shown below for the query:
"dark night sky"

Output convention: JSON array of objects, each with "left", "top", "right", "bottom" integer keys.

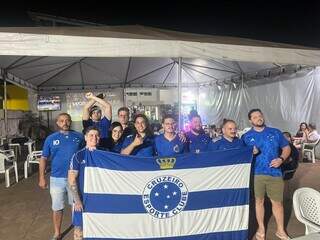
[{"left": 1, "top": 1, "right": 320, "bottom": 48}]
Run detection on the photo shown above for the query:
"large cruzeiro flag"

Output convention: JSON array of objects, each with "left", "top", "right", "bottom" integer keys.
[{"left": 80, "top": 147, "right": 252, "bottom": 240}]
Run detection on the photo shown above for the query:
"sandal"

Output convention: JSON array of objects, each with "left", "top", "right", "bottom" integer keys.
[
  {"left": 50, "top": 235, "right": 61, "bottom": 240},
  {"left": 255, "top": 232, "right": 265, "bottom": 240},
  {"left": 275, "top": 232, "right": 291, "bottom": 240}
]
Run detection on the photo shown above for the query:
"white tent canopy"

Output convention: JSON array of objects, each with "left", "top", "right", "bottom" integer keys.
[
  {"left": 0, "top": 25, "right": 320, "bottom": 142},
  {"left": 0, "top": 25, "right": 318, "bottom": 91}
]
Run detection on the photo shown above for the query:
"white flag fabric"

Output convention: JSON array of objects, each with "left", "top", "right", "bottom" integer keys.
[{"left": 74, "top": 147, "right": 252, "bottom": 240}]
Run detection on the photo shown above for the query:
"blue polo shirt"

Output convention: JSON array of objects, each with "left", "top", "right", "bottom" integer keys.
[
  {"left": 155, "top": 134, "right": 188, "bottom": 157},
  {"left": 186, "top": 131, "right": 211, "bottom": 153},
  {"left": 42, "top": 131, "right": 84, "bottom": 178},
  {"left": 121, "top": 134, "right": 154, "bottom": 157},
  {"left": 70, "top": 148, "right": 106, "bottom": 227},
  {"left": 242, "top": 126, "right": 289, "bottom": 177},
  {"left": 208, "top": 136, "right": 245, "bottom": 151},
  {"left": 82, "top": 116, "right": 111, "bottom": 139}
]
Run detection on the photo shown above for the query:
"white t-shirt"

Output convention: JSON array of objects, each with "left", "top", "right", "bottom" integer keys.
[{"left": 308, "top": 130, "right": 320, "bottom": 142}]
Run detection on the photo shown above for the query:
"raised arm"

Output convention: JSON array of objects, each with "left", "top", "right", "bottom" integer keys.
[
  {"left": 82, "top": 92, "right": 96, "bottom": 121},
  {"left": 88, "top": 93, "right": 112, "bottom": 120}
]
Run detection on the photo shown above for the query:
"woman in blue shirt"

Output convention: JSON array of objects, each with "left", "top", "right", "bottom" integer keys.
[
  {"left": 121, "top": 114, "right": 154, "bottom": 157},
  {"left": 104, "top": 122, "right": 124, "bottom": 153}
]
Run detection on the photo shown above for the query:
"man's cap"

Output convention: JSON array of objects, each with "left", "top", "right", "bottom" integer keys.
[{"left": 89, "top": 106, "right": 101, "bottom": 115}]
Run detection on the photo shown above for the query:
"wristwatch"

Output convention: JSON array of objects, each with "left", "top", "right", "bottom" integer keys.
[{"left": 279, "top": 156, "right": 285, "bottom": 162}]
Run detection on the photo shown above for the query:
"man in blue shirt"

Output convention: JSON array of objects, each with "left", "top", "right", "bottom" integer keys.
[
  {"left": 208, "top": 119, "right": 245, "bottom": 150},
  {"left": 155, "top": 114, "right": 188, "bottom": 156},
  {"left": 39, "top": 113, "right": 84, "bottom": 240},
  {"left": 186, "top": 114, "right": 211, "bottom": 153},
  {"left": 121, "top": 114, "right": 154, "bottom": 157},
  {"left": 242, "top": 109, "right": 290, "bottom": 240},
  {"left": 68, "top": 126, "right": 102, "bottom": 240},
  {"left": 82, "top": 92, "right": 112, "bottom": 146}
]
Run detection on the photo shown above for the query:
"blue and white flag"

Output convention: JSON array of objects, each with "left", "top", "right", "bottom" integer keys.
[{"left": 80, "top": 147, "right": 252, "bottom": 240}]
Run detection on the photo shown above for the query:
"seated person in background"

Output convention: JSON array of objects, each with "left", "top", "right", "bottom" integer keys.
[
  {"left": 294, "top": 123, "right": 320, "bottom": 149},
  {"left": 215, "top": 127, "right": 223, "bottom": 136},
  {"left": 121, "top": 114, "right": 154, "bottom": 157},
  {"left": 104, "top": 122, "right": 124, "bottom": 153},
  {"left": 305, "top": 123, "right": 320, "bottom": 142},
  {"left": 186, "top": 114, "right": 211, "bottom": 153},
  {"left": 282, "top": 132, "right": 299, "bottom": 180},
  {"left": 155, "top": 114, "right": 188, "bottom": 157},
  {"left": 295, "top": 122, "right": 308, "bottom": 138},
  {"left": 208, "top": 124, "right": 218, "bottom": 139},
  {"left": 208, "top": 119, "right": 245, "bottom": 151},
  {"left": 82, "top": 92, "right": 112, "bottom": 146}
]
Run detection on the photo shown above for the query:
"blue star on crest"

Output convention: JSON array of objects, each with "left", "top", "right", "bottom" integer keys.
[{"left": 150, "top": 182, "right": 182, "bottom": 212}]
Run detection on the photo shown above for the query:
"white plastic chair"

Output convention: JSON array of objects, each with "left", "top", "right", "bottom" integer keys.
[
  {"left": 302, "top": 138, "right": 320, "bottom": 163},
  {"left": 24, "top": 150, "right": 42, "bottom": 178},
  {"left": 0, "top": 150, "right": 18, "bottom": 187},
  {"left": 293, "top": 187, "right": 320, "bottom": 235}
]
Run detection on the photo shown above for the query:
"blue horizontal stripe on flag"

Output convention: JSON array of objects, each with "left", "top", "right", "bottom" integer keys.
[
  {"left": 84, "top": 229, "right": 248, "bottom": 240},
  {"left": 86, "top": 147, "right": 253, "bottom": 171},
  {"left": 83, "top": 188, "right": 249, "bottom": 214}
]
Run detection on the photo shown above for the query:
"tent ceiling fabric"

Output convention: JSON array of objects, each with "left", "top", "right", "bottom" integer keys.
[
  {"left": 0, "top": 26, "right": 319, "bottom": 65},
  {"left": 0, "top": 25, "right": 316, "bottom": 91},
  {"left": 0, "top": 55, "right": 307, "bottom": 91}
]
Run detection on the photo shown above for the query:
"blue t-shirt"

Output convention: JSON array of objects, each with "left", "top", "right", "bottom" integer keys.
[
  {"left": 154, "top": 134, "right": 188, "bottom": 157},
  {"left": 242, "top": 126, "right": 289, "bottom": 177},
  {"left": 42, "top": 131, "right": 84, "bottom": 178},
  {"left": 186, "top": 131, "right": 211, "bottom": 153},
  {"left": 82, "top": 116, "right": 111, "bottom": 139},
  {"left": 208, "top": 136, "right": 245, "bottom": 151},
  {"left": 70, "top": 148, "right": 105, "bottom": 227},
  {"left": 121, "top": 134, "right": 154, "bottom": 157},
  {"left": 104, "top": 138, "right": 123, "bottom": 154}
]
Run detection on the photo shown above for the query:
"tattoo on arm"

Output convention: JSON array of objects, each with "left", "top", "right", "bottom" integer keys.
[{"left": 69, "top": 183, "right": 81, "bottom": 203}]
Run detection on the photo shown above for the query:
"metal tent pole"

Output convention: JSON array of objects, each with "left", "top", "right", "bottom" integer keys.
[
  {"left": 178, "top": 57, "right": 182, "bottom": 131},
  {"left": 3, "top": 76, "right": 7, "bottom": 137}
]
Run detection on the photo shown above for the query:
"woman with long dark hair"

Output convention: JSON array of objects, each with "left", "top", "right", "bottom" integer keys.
[
  {"left": 104, "top": 122, "right": 124, "bottom": 153},
  {"left": 295, "top": 122, "right": 308, "bottom": 138},
  {"left": 121, "top": 113, "right": 154, "bottom": 156}
]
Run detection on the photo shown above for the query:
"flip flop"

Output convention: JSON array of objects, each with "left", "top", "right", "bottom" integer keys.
[
  {"left": 51, "top": 236, "right": 61, "bottom": 240},
  {"left": 255, "top": 232, "right": 265, "bottom": 240},
  {"left": 275, "top": 232, "right": 291, "bottom": 240}
]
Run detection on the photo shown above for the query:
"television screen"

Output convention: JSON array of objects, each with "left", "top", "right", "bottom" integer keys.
[{"left": 37, "top": 95, "right": 61, "bottom": 111}]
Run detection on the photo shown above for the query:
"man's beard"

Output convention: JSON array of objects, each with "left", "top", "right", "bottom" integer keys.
[
  {"left": 192, "top": 127, "right": 203, "bottom": 134},
  {"left": 253, "top": 121, "right": 265, "bottom": 128}
]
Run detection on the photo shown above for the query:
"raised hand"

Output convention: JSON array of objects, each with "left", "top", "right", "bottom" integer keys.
[{"left": 85, "top": 92, "right": 94, "bottom": 99}]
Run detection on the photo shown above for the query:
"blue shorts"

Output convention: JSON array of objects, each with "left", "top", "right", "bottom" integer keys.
[{"left": 49, "top": 177, "right": 73, "bottom": 211}]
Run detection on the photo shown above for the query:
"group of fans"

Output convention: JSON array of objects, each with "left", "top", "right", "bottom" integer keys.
[{"left": 39, "top": 92, "right": 293, "bottom": 240}]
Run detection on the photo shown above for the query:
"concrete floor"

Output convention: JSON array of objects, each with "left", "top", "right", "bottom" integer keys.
[{"left": 0, "top": 160, "right": 319, "bottom": 240}]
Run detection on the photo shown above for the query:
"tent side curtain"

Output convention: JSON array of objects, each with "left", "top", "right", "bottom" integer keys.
[{"left": 198, "top": 67, "right": 320, "bottom": 135}]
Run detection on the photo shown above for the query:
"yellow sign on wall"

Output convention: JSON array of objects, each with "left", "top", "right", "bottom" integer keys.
[{"left": 3, "top": 85, "right": 29, "bottom": 111}]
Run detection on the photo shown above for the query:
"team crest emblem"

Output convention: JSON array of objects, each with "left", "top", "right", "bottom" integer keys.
[
  {"left": 142, "top": 175, "right": 188, "bottom": 219},
  {"left": 156, "top": 157, "right": 176, "bottom": 169},
  {"left": 173, "top": 144, "right": 180, "bottom": 153}
]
